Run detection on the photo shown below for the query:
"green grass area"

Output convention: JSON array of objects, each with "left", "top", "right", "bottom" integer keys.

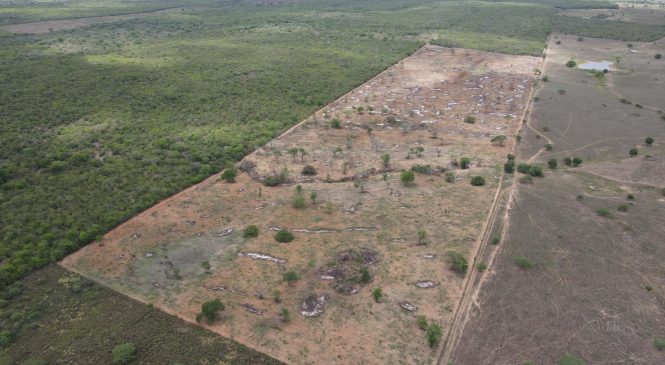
[
  {"left": 0, "top": 265, "right": 282, "bottom": 364},
  {"left": 486, "top": 0, "right": 617, "bottom": 10},
  {"left": 554, "top": 14, "right": 665, "bottom": 41}
]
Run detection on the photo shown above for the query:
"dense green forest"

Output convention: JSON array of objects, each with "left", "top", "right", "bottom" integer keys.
[{"left": 0, "top": 0, "right": 652, "bottom": 288}]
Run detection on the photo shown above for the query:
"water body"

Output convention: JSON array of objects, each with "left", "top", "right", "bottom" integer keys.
[{"left": 578, "top": 61, "right": 613, "bottom": 71}]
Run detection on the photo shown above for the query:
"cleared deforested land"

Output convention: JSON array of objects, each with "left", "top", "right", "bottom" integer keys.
[{"left": 62, "top": 45, "right": 539, "bottom": 364}]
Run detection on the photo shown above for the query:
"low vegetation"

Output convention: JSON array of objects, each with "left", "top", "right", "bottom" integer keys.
[
  {"left": 196, "top": 299, "right": 225, "bottom": 324},
  {"left": 112, "top": 343, "right": 137, "bottom": 365}
]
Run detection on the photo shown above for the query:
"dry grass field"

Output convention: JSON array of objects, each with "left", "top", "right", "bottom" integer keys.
[
  {"left": 61, "top": 45, "right": 539, "bottom": 364},
  {"left": 449, "top": 32, "right": 665, "bottom": 365}
]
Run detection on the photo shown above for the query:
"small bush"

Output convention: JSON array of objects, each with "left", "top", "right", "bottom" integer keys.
[
  {"left": 274, "top": 229, "right": 294, "bottom": 243},
  {"left": 416, "top": 315, "right": 428, "bottom": 330},
  {"left": 504, "top": 160, "right": 515, "bottom": 173},
  {"left": 654, "top": 337, "right": 665, "bottom": 351},
  {"left": 444, "top": 171, "right": 455, "bottom": 183},
  {"left": 629, "top": 148, "right": 638, "bottom": 157},
  {"left": 112, "top": 343, "right": 137, "bottom": 364},
  {"left": 528, "top": 165, "right": 544, "bottom": 177},
  {"left": 283, "top": 270, "right": 300, "bottom": 285},
  {"left": 417, "top": 228, "right": 428, "bottom": 245},
  {"left": 477, "top": 263, "right": 487, "bottom": 272},
  {"left": 566, "top": 60, "right": 576, "bottom": 67},
  {"left": 463, "top": 115, "right": 476, "bottom": 124},
  {"left": 548, "top": 158, "right": 557, "bottom": 169},
  {"left": 645, "top": 137, "right": 654, "bottom": 146},
  {"left": 514, "top": 256, "right": 534, "bottom": 269},
  {"left": 558, "top": 353, "right": 586, "bottom": 365},
  {"left": 292, "top": 194, "right": 306, "bottom": 209},
  {"left": 459, "top": 157, "right": 471, "bottom": 169},
  {"left": 447, "top": 251, "right": 468, "bottom": 275},
  {"left": 470, "top": 176, "right": 485, "bottom": 186},
  {"left": 519, "top": 175, "right": 533, "bottom": 184},
  {"left": 359, "top": 267, "right": 371, "bottom": 284},
  {"left": 243, "top": 225, "right": 259, "bottom": 238},
  {"left": 372, "top": 288, "right": 382, "bottom": 302},
  {"left": 626, "top": 194, "right": 635, "bottom": 200},
  {"left": 617, "top": 204, "right": 629, "bottom": 212},
  {"left": 491, "top": 236, "right": 500, "bottom": 245},
  {"left": 401, "top": 170, "right": 415, "bottom": 186},
  {"left": 426, "top": 324, "right": 442, "bottom": 347},
  {"left": 596, "top": 208, "right": 611, "bottom": 218},
  {"left": 572, "top": 157, "right": 582, "bottom": 167},
  {"left": 331, "top": 118, "right": 341, "bottom": 129},
  {"left": 563, "top": 157, "right": 572, "bottom": 166},
  {"left": 221, "top": 167, "right": 237, "bottom": 183},
  {"left": 301, "top": 165, "right": 317, "bottom": 175},
  {"left": 280, "top": 307, "right": 291, "bottom": 323},
  {"left": 196, "top": 299, "right": 224, "bottom": 323},
  {"left": 656, "top": 54, "right": 662, "bottom": 60},
  {"left": 517, "top": 163, "right": 531, "bottom": 174},
  {"left": 545, "top": 143, "right": 553, "bottom": 151},
  {"left": 411, "top": 164, "right": 434, "bottom": 175}
]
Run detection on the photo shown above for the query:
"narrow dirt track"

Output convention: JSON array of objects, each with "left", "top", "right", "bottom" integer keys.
[
  {"left": 0, "top": 7, "right": 185, "bottom": 34},
  {"left": 436, "top": 36, "right": 549, "bottom": 365}
]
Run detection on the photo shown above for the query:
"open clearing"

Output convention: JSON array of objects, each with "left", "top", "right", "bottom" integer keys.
[
  {"left": 449, "top": 33, "right": 665, "bottom": 365},
  {"left": 62, "top": 44, "right": 539, "bottom": 364}
]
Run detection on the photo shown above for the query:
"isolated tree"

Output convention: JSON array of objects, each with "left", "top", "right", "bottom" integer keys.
[
  {"left": 275, "top": 229, "right": 294, "bottom": 243},
  {"left": 243, "top": 225, "right": 259, "bottom": 238},
  {"left": 298, "top": 147, "right": 307, "bottom": 162},
  {"left": 372, "top": 288, "right": 382, "bottom": 302},
  {"left": 629, "top": 148, "right": 638, "bottom": 157},
  {"left": 196, "top": 299, "right": 225, "bottom": 323},
  {"left": 491, "top": 135, "right": 507, "bottom": 146},
  {"left": 288, "top": 147, "right": 299, "bottom": 162},
  {"left": 417, "top": 228, "right": 428, "bottom": 245},
  {"left": 470, "top": 176, "right": 486, "bottom": 186},
  {"left": 645, "top": 137, "right": 654, "bottom": 146},
  {"left": 401, "top": 170, "right": 415, "bottom": 186},
  {"left": 427, "top": 324, "right": 442, "bottom": 348},
  {"left": 380, "top": 153, "right": 390, "bottom": 169},
  {"left": 566, "top": 59, "right": 577, "bottom": 67},
  {"left": 283, "top": 270, "right": 300, "bottom": 286}
]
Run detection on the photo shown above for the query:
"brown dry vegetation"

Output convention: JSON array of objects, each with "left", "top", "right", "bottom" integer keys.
[
  {"left": 449, "top": 33, "right": 665, "bottom": 365},
  {"left": 61, "top": 45, "right": 539, "bottom": 364}
]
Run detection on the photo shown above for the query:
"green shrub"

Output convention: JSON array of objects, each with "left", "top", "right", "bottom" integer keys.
[
  {"left": 558, "top": 353, "right": 586, "bottom": 365},
  {"left": 517, "top": 163, "right": 531, "bottom": 173},
  {"left": 426, "top": 324, "right": 442, "bottom": 347},
  {"left": 275, "top": 229, "right": 294, "bottom": 243},
  {"left": 22, "top": 359, "right": 47, "bottom": 365},
  {"left": 196, "top": 299, "right": 224, "bottom": 323},
  {"left": 572, "top": 157, "right": 582, "bottom": 167},
  {"left": 629, "top": 148, "right": 638, "bottom": 156},
  {"left": 112, "top": 343, "right": 136, "bottom": 364},
  {"left": 411, "top": 164, "right": 434, "bottom": 175},
  {"left": 563, "top": 157, "right": 572, "bottom": 166},
  {"left": 445, "top": 171, "right": 455, "bottom": 183},
  {"left": 460, "top": 157, "right": 471, "bottom": 169},
  {"left": 566, "top": 60, "right": 576, "bottom": 67},
  {"left": 359, "top": 267, "right": 371, "bottom": 284},
  {"left": 617, "top": 204, "right": 629, "bottom": 212},
  {"left": 331, "top": 118, "right": 341, "bottom": 129},
  {"left": 463, "top": 115, "right": 476, "bottom": 124},
  {"left": 656, "top": 54, "right": 662, "bottom": 59},
  {"left": 544, "top": 143, "right": 553, "bottom": 151},
  {"left": 372, "top": 288, "right": 382, "bottom": 302},
  {"left": 528, "top": 165, "right": 544, "bottom": 177},
  {"left": 470, "top": 176, "right": 486, "bottom": 186},
  {"left": 243, "top": 225, "right": 259, "bottom": 238},
  {"left": 596, "top": 208, "right": 611, "bottom": 218},
  {"left": 401, "top": 170, "right": 415, "bottom": 186},
  {"left": 477, "top": 263, "right": 487, "bottom": 272},
  {"left": 447, "top": 251, "right": 468, "bottom": 275},
  {"left": 491, "top": 236, "right": 500, "bottom": 245},
  {"left": 301, "top": 165, "right": 317, "bottom": 175},
  {"left": 504, "top": 160, "right": 515, "bottom": 173},
  {"left": 548, "top": 158, "right": 557, "bottom": 169},
  {"left": 381, "top": 154, "right": 390, "bottom": 168},
  {"left": 645, "top": 137, "right": 654, "bottom": 146},
  {"left": 292, "top": 194, "right": 306, "bottom": 209},
  {"left": 221, "top": 167, "right": 237, "bottom": 183},
  {"left": 626, "top": 194, "right": 635, "bottom": 200},
  {"left": 283, "top": 270, "right": 300, "bottom": 285},
  {"left": 416, "top": 315, "right": 428, "bottom": 330},
  {"left": 280, "top": 307, "right": 291, "bottom": 323},
  {"left": 654, "top": 337, "right": 665, "bottom": 351},
  {"left": 514, "top": 255, "right": 534, "bottom": 269}
]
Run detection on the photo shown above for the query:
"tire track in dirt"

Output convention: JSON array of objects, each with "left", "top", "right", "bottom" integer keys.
[{"left": 437, "top": 37, "right": 549, "bottom": 365}]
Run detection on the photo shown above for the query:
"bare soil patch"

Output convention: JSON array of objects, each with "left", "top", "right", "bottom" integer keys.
[{"left": 61, "top": 45, "right": 539, "bottom": 365}]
